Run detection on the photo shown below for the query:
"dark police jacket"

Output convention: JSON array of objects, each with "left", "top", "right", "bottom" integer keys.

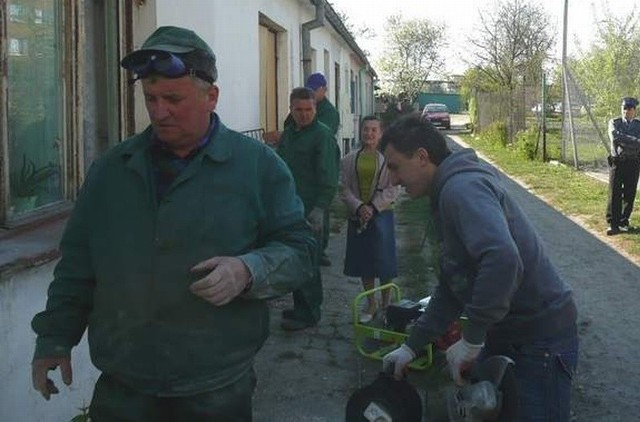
[{"left": 609, "top": 117, "right": 640, "bottom": 161}]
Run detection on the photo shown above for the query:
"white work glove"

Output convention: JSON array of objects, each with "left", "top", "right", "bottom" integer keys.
[
  {"left": 307, "top": 207, "right": 325, "bottom": 233},
  {"left": 189, "top": 256, "right": 252, "bottom": 306},
  {"left": 446, "top": 337, "right": 484, "bottom": 386},
  {"left": 382, "top": 344, "right": 416, "bottom": 380}
]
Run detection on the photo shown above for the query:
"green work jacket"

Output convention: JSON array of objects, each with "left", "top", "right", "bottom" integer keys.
[
  {"left": 315, "top": 97, "right": 340, "bottom": 135},
  {"left": 32, "top": 117, "right": 315, "bottom": 395},
  {"left": 277, "top": 120, "right": 339, "bottom": 213}
]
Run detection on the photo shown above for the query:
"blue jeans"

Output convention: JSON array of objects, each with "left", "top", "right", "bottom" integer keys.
[{"left": 481, "top": 326, "right": 578, "bottom": 422}]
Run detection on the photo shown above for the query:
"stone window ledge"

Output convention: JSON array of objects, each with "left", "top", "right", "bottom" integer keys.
[{"left": 0, "top": 214, "right": 69, "bottom": 279}]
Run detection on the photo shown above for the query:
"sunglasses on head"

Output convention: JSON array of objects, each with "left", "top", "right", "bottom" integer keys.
[{"left": 128, "top": 52, "right": 213, "bottom": 84}]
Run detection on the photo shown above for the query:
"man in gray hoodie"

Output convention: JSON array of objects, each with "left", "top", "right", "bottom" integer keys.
[{"left": 380, "top": 115, "right": 578, "bottom": 421}]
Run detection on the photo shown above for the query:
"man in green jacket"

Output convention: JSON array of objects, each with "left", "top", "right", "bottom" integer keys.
[
  {"left": 304, "top": 72, "right": 340, "bottom": 135},
  {"left": 31, "top": 26, "right": 315, "bottom": 421},
  {"left": 263, "top": 73, "right": 340, "bottom": 266},
  {"left": 304, "top": 73, "right": 341, "bottom": 267},
  {"left": 277, "top": 87, "right": 339, "bottom": 331}
]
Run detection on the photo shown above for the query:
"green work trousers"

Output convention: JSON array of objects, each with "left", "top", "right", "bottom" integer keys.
[
  {"left": 322, "top": 208, "right": 330, "bottom": 252},
  {"left": 89, "top": 368, "right": 256, "bottom": 422},
  {"left": 291, "top": 229, "right": 324, "bottom": 323}
]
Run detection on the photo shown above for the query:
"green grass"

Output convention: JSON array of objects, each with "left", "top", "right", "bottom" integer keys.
[{"left": 461, "top": 132, "right": 640, "bottom": 262}]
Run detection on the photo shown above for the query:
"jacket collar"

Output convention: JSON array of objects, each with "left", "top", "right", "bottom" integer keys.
[{"left": 118, "top": 113, "right": 233, "bottom": 172}]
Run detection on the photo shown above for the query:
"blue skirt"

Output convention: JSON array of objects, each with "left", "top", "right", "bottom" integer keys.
[{"left": 344, "top": 209, "right": 397, "bottom": 279}]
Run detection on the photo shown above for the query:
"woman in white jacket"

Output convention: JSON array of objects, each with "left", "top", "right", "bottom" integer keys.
[{"left": 339, "top": 116, "right": 400, "bottom": 322}]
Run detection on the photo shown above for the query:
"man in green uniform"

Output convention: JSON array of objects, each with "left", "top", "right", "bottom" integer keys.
[
  {"left": 264, "top": 73, "right": 340, "bottom": 266},
  {"left": 304, "top": 72, "right": 340, "bottom": 135},
  {"left": 305, "top": 73, "right": 340, "bottom": 266},
  {"left": 30, "top": 26, "right": 315, "bottom": 421},
  {"left": 277, "top": 87, "right": 339, "bottom": 331}
]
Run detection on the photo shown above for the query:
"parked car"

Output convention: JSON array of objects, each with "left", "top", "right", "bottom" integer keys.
[
  {"left": 531, "top": 102, "right": 561, "bottom": 117},
  {"left": 421, "top": 103, "right": 451, "bottom": 129}
]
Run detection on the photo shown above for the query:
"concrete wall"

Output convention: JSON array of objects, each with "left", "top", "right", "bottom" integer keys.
[
  {"left": 417, "top": 92, "right": 462, "bottom": 113},
  {"left": 0, "top": 261, "right": 99, "bottom": 422}
]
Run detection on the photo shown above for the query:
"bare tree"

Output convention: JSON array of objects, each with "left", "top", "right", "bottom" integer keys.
[
  {"left": 376, "top": 15, "right": 446, "bottom": 105},
  {"left": 469, "top": 0, "right": 554, "bottom": 90}
]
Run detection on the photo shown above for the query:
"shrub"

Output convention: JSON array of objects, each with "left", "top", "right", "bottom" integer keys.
[
  {"left": 513, "top": 126, "right": 539, "bottom": 161},
  {"left": 480, "top": 121, "right": 508, "bottom": 147}
]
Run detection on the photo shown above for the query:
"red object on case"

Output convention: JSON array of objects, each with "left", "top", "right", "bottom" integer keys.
[{"left": 434, "top": 320, "right": 462, "bottom": 351}]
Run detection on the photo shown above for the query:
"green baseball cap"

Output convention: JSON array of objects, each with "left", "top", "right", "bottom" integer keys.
[{"left": 121, "top": 26, "right": 217, "bottom": 82}]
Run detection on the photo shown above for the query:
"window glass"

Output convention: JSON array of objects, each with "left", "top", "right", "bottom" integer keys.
[{"left": 7, "top": 0, "right": 63, "bottom": 216}]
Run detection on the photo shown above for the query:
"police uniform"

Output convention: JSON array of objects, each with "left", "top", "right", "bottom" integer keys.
[{"left": 606, "top": 97, "right": 640, "bottom": 234}]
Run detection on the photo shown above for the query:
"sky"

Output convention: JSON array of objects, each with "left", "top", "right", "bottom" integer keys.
[{"left": 329, "top": 0, "right": 640, "bottom": 76}]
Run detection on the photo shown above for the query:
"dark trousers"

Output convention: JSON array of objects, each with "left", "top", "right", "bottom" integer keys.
[
  {"left": 321, "top": 208, "right": 330, "bottom": 252},
  {"left": 291, "top": 228, "right": 324, "bottom": 323},
  {"left": 481, "top": 326, "right": 578, "bottom": 422},
  {"left": 89, "top": 369, "right": 256, "bottom": 422},
  {"left": 606, "top": 158, "right": 640, "bottom": 228}
]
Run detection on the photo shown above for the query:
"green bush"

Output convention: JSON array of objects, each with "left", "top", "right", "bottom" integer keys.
[
  {"left": 513, "top": 126, "right": 539, "bottom": 161},
  {"left": 480, "top": 121, "right": 508, "bottom": 147}
]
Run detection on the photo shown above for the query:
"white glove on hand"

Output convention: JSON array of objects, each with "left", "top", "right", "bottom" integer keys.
[
  {"left": 189, "top": 256, "right": 252, "bottom": 305},
  {"left": 382, "top": 344, "right": 416, "bottom": 380},
  {"left": 446, "top": 337, "right": 484, "bottom": 386},
  {"left": 308, "top": 207, "right": 325, "bottom": 233}
]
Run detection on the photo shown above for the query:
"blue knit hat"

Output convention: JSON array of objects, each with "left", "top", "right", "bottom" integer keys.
[{"left": 305, "top": 72, "right": 327, "bottom": 90}]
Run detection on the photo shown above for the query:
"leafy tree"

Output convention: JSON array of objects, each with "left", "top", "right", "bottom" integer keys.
[
  {"left": 571, "top": 7, "right": 640, "bottom": 117},
  {"left": 376, "top": 15, "right": 446, "bottom": 105},
  {"left": 467, "top": 0, "right": 554, "bottom": 91}
]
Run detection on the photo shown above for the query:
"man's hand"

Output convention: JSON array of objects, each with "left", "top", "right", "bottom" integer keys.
[
  {"left": 262, "top": 131, "right": 282, "bottom": 147},
  {"left": 190, "top": 257, "right": 252, "bottom": 305},
  {"left": 382, "top": 344, "right": 416, "bottom": 380},
  {"left": 446, "top": 337, "right": 483, "bottom": 386},
  {"left": 32, "top": 356, "right": 72, "bottom": 400},
  {"left": 307, "top": 207, "right": 324, "bottom": 233}
]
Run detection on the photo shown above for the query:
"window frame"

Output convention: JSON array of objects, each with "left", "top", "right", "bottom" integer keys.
[{"left": 1, "top": 1, "right": 77, "bottom": 227}]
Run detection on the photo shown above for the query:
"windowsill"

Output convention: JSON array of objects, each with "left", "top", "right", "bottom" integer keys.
[{"left": 0, "top": 213, "right": 69, "bottom": 279}]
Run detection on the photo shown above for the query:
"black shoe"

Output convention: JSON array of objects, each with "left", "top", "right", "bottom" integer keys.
[
  {"left": 607, "top": 227, "right": 621, "bottom": 236},
  {"left": 320, "top": 254, "right": 331, "bottom": 266},
  {"left": 280, "top": 318, "right": 316, "bottom": 331}
]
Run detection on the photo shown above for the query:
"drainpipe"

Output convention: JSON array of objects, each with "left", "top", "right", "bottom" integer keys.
[{"left": 301, "top": 0, "right": 325, "bottom": 81}]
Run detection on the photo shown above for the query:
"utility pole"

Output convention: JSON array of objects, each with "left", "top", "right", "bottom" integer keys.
[
  {"left": 542, "top": 72, "right": 547, "bottom": 162},
  {"left": 561, "top": 0, "right": 569, "bottom": 162}
]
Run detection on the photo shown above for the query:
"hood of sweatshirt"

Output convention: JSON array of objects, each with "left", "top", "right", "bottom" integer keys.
[{"left": 431, "top": 148, "right": 497, "bottom": 205}]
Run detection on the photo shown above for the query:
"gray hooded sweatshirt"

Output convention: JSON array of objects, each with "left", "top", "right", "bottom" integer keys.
[{"left": 406, "top": 149, "right": 577, "bottom": 352}]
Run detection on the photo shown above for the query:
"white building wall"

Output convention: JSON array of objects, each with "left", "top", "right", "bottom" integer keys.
[
  {"left": 0, "top": 262, "right": 100, "bottom": 422},
  {"left": 131, "top": 0, "right": 375, "bottom": 145},
  {"left": 134, "top": 0, "right": 310, "bottom": 133}
]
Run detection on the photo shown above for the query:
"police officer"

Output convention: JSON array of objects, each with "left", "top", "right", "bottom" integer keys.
[{"left": 606, "top": 97, "right": 640, "bottom": 235}]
